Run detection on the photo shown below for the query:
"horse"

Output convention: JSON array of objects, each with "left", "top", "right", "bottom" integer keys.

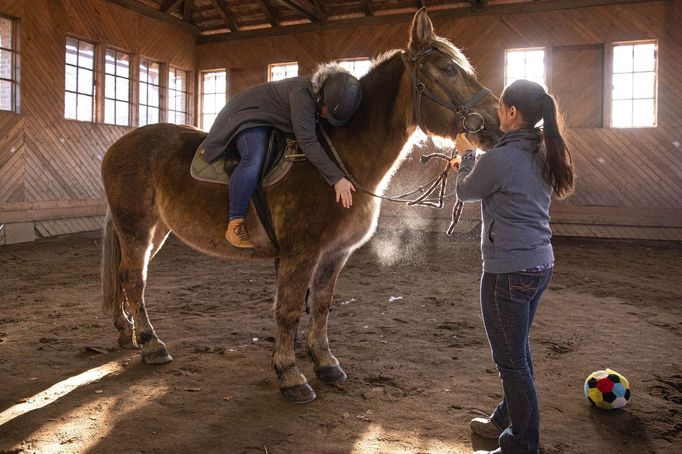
[{"left": 100, "top": 8, "right": 502, "bottom": 403}]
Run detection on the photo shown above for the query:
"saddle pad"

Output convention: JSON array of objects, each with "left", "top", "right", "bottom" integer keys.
[{"left": 190, "top": 146, "right": 294, "bottom": 188}]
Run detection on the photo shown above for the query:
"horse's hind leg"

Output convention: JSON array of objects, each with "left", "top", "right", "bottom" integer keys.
[
  {"left": 118, "top": 226, "right": 173, "bottom": 364},
  {"left": 273, "top": 254, "right": 317, "bottom": 403},
  {"left": 307, "top": 250, "right": 350, "bottom": 384}
]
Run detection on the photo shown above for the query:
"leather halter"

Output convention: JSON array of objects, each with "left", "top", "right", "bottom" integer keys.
[{"left": 400, "top": 48, "right": 492, "bottom": 134}]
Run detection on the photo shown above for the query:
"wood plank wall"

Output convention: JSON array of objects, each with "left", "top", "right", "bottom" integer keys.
[
  {"left": 0, "top": 0, "right": 196, "bottom": 244},
  {"left": 197, "top": 0, "right": 682, "bottom": 241}
]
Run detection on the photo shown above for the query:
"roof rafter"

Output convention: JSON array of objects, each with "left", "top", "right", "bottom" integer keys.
[
  {"left": 256, "top": 0, "right": 279, "bottom": 27},
  {"left": 211, "top": 0, "right": 239, "bottom": 32},
  {"left": 160, "top": 0, "right": 183, "bottom": 13},
  {"left": 279, "top": 0, "right": 326, "bottom": 22},
  {"left": 363, "top": 0, "right": 374, "bottom": 16},
  {"left": 183, "top": 0, "right": 192, "bottom": 21}
]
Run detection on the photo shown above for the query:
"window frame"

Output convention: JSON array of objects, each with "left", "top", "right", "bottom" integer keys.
[
  {"left": 64, "top": 35, "right": 97, "bottom": 122},
  {"left": 268, "top": 62, "right": 298, "bottom": 82},
  {"left": 606, "top": 39, "right": 658, "bottom": 129},
  {"left": 0, "top": 14, "right": 19, "bottom": 113},
  {"left": 103, "top": 46, "right": 133, "bottom": 126},
  {"left": 168, "top": 65, "right": 191, "bottom": 125},
  {"left": 504, "top": 47, "right": 547, "bottom": 88},
  {"left": 199, "top": 69, "right": 227, "bottom": 131},
  {"left": 138, "top": 57, "right": 162, "bottom": 127}
]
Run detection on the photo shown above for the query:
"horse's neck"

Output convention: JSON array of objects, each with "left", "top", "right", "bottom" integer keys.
[{"left": 335, "top": 53, "right": 415, "bottom": 189}]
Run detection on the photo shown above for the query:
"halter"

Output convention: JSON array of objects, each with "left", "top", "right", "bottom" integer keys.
[{"left": 400, "top": 48, "right": 492, "bottom": 134}]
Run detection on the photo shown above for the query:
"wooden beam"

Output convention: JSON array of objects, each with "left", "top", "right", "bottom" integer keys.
[
  {"left": 211, "top": 0, "right": 239, "bottom": 32},
  {"left": 256, "top": 0, "right": 279, "bottom": 26},
  {"left": 106, "top": 0, "right": 201, "bottom": 36},
  {"left": 198, "top": 0, "right": 662, "bottom": 43},
  {"left": 549, "top": 206, "right": 682, "bottom": 228},
  {"left": 161, "top": 0, "right": 183, "bottom": 13},
  {"left": 183, "top": 0, "right": 192, "bottom": 22},
  {"left": 363, "top": 0, "right": 374, "bottom": 16},
  {"left": 0, "top": 201, "right": 108, "bottom": 223},
  {"left": 279, "top": 0, "right": 326, "bottom": 22}
]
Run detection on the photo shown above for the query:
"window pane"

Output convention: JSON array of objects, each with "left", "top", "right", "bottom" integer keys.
[
  {"left": 116, "top": 101, "right": 129, "bottom": 125},
  {"left": 633, "top": 72, "right": 655, "bottom": 99},
  {"left": 0, "top": 17, "right": 12, "bottom": 49},
  {"left": 0, "top": 79, "right": 12, "bottom": 110},
  {"left": 65, "top": 38, "right": 78, "bottom": 66},
  {"left": 65, "top": 91, "right": 77, "bottom": 119},
  {"left": 203, "top": 95, "right": 215, "bottom": 114},
  {"left": 79, "top": 41, "right": 94, "bottom": 70},
  {"left": 203, "top": 74, "right": 215, "bottom": 93},
  {"left": 105, "top": 74, "right": 116, "bottom": 99},
  {"left": 105, "top": 99, "right": 115, "bottom": 124},
  {"left": 140, "top": 62, "right": 148, "bottom": 84},
  {"left": 65, "top": 65, "right": 77, "bottom": 92},
  {"left": 612, "top": 73, "right": 632, "bottom": 100},
  {"left": 140, "top": 83, "right": 148, "bottom": 105},
  {"left": 149, "top": 85, "right": 159, "bottom": 107},
  {"left": 168, "top": 92, "right": 176, "bottom": 111},
  {"left": 633, "top": 43, "right": 656, "bottom": 72},
  {"left": 149, "top": 63, "right": 160, "bottom": 85},
  {"left": 105, "top": 50, "right": 116, "bottom": 75},
  {"left": 632, "top": 99, "right": 655, "bottom": 127},
  {"left": 203, "top": 114, "right": 217, "bottom": 131},
  {"left": 78, "top": 68, "right": 93, "bottom": 96},
  {"left": 77, "top": 94, "right": 93, "bottom": 121},
  {"left": 117, "top": 53, "right": 130, "bottom": 78},
  {"left": 612, "top": 45, "right": 633, "bottom": 73},
  {"left": 139, "top": 106, "right": 148, "bottom": 126},
  {"left": 611, "top": 99, "right": 632, "bottom": 127},
  {"left": 116, "top": 76, "right": 129, "bottom": 101},
  {"left": 149, "top": 107, "right": 159, "bottom": 124}
]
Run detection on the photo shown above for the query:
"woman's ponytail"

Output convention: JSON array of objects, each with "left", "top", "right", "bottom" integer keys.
[{"left": 541, "top": 93, "right": 574, "bottom": 198}]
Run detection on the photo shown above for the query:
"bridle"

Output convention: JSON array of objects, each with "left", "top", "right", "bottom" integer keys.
[
  {"left": 321, "top": 49, "right": 494, "bottom": 234},
  {"left": 400, "top": 48, "right": 492, "bottom": 135}
]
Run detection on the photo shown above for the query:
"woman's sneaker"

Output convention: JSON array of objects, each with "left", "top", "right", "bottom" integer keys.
[{"left": 470, "top": 417, "right": 502, "bottom": 439}]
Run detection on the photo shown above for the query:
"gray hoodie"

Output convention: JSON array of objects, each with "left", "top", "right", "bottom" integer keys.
[{"left": 456, "top": 129, "right": 554, "bottom": 273}]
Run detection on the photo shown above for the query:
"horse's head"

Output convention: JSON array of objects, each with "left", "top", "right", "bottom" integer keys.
[{"left": 404, "top": 9, "right": 501, "bottom": 149}]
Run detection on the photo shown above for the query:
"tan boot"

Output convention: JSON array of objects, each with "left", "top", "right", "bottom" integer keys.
[{"left": 225, "top": 219, "right": 255, "bottom": 249}]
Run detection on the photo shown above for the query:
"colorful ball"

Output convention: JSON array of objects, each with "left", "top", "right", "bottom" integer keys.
[{"left": 584, "top": 368, "right": 631, "bottom": 410}]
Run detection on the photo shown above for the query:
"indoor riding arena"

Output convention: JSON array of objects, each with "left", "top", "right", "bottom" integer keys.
[{"left": 0, "top": 1, "right": 680, "bottom": 453}]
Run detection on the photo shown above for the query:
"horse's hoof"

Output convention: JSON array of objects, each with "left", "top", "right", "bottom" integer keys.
[
  {"left": 280, "top": 383, "right": 317, "bottom": 403},
  {"left": 142, "top": 348, "right": 173, "bottom": 365},
  {"left": 315, "top": 365, "right": 347, "bottom": 384}
]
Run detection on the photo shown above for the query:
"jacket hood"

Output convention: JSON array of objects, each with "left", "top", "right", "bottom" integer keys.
[{"left": 311, "top": 61, "right": 352, "bottom": 98}]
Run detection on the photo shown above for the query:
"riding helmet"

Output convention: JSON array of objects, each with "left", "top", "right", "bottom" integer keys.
[{"left": 321, "top": 72, "right": 363, "bottom": 126}]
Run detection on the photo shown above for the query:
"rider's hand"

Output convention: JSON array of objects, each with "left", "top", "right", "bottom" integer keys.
[
  {"left": 449, "top": 155, "right": 462, "bottom": 171},
  {"left": 334, "top": 177, "right": 356, "bottom": 208},
  {"left": 455, "top": 134, "right": 475, "bottom": 153}
]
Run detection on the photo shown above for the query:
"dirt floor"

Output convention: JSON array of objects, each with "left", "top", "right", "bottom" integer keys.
[{"left": 0, "top": 228, "right": 680, "bottom": 454}]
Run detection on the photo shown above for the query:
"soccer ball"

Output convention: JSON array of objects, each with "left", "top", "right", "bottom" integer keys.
[{"left": 584, "top": 368, "right": 631, "bottom": 410}]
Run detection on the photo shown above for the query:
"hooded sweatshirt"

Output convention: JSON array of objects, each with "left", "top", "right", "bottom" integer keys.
[{"left": 455, "top": 129, "right": 554, "bottom": 273}]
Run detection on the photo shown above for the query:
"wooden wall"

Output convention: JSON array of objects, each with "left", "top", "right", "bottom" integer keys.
[
  {"left": 0, "top": 0, "right": 196, "bottom": 244},
  {"left": 197, "top": 0, "right": 682, "bottom": 241}
]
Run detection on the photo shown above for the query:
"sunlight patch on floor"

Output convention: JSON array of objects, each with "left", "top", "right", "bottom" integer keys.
[
  {"left": 351, "top": 423, "right": 469, "bottom": 454},
  {"left": 0, "top": 359, "right": 126, "bottom": 427}
]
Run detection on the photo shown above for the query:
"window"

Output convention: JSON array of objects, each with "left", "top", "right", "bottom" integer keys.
[
  {"left": 139, "top": 58, "right": 160, "bottom": 126},
  {"left": 104, "top": 48, "right": 131, "bottom": 126},
  {"left": 168, "top": 66, "right": 189, "bottom": 124},
  {"left": 268, "top": 62, "right": 298, "bottom": 81},
  {"left": 0, "top": 15, "right": 18, "bottom": 112},
  {"left": 200, "top": 70, "right": 226, "bottom": 131},
  {"left": 505, "top": 48, "right": 545, "bottom": 87},
  {"left": 65, "top": 37, "right": 95, "bottom": 121},
  {"left": 611, "top": 41, "right": 657, "bottom": 128},
  {"left": 339, "top": 58, "right": 371, "bottom": 78}
]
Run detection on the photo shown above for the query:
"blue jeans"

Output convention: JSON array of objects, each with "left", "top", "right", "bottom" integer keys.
[
  {"left": 480, "top": 268, "right": 552, "bottom": 454},
  {"left": 229, "top": 127, "right": 270, "bottom": 220}
]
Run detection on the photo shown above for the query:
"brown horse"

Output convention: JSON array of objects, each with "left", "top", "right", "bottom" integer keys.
[{"left": 100, "top": 9, "right": 501, "bottom": 403}]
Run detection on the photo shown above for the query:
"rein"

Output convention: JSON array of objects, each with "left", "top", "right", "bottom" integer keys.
[{"left": 319, "top": 49, "right": 493, "bottom": 235}]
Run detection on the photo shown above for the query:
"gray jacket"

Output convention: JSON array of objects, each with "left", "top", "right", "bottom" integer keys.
[
  {"left": 456, "top": 129, "right": 554, "bottom": 273},
  {"left": 199, "top": 75, "right": 345, "bottom": 186}
]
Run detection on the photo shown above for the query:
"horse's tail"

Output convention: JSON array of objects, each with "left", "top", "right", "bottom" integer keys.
[{"left": 101, "top": 211, "right": 123, "bottom": 316}]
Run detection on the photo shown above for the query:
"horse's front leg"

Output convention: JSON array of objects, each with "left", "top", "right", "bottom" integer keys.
[
  {"left": 273, "top": 254, "right": 317, "bottom": 403},
  {"left": 307, "top": 250, "right": 350, "bottom": 385}
]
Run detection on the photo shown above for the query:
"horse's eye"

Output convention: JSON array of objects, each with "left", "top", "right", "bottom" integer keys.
[{"left": 446, "top": 65, "right": 458, "bottom": 75}]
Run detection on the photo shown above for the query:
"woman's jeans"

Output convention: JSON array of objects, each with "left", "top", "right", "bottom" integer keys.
[
  {"left": 480, "top": 268, "right": 552, "bottom": 454},
  {"left": 229, "top": 126, "right": 270, "bottom": 220}
]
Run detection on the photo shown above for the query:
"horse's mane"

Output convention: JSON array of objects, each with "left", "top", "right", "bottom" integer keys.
[{"left": 367, "top": 37, "right": 475, "bottom": 77}]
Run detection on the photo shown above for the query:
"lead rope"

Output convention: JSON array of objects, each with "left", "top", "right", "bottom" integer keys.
[{"left": 319, "top": 125, "right": 465, "bottom": 235}]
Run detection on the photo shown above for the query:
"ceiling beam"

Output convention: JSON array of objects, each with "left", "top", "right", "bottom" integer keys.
[
  {"left": 198, "top": 0, "right": 661, "bottom": 43},
  {"left": 107, "top": 0, "right": 201, "bottom": 36},
  {"left": 183, "top": 0, "right": 192, "bottom": 22},
  {"left": 279, "top": 0, "right": 326, "bottom": 22},
  {"left": 256, "top": 0, "right": 279, "bottom": 27},
  {"left": 363, "top": 0, "right": 374, "bottom": 16},
  {"left": 161, "top": 0, "right": 183, "bottom": 13},
  {"left": 211, "top": 0, "right": 239, "bottom": 32}
]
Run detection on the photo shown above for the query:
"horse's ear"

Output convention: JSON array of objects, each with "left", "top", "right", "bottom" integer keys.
[{"left": 408, "top": 8, "right": 435, "bottom": 54}]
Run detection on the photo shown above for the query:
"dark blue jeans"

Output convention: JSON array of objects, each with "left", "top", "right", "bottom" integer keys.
[
  {"left": 229, "top": 126, "right": 270, "bottom": 220},
  {"left": 480, "top": 268, "right": 552, "bottom": 454}
]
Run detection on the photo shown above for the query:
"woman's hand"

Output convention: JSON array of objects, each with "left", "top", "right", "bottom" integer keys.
[
  {"left": 455, "top": 134, "right": 475, "bottom": 153},
  {"left": 449, "top": 155, "right": 462, "bottom": 171},
  {"left": 334, "top": 177, "right": 356, "bottom": 208}
]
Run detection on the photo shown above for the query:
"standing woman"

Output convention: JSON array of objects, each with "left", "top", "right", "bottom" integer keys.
[{"left": 452, "top": 79, "right": 574, "bottom": 454}]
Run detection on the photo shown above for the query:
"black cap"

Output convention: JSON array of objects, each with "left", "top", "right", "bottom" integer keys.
[{"left": 322, "top": 72, "right": 363, "bottom": 126}]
